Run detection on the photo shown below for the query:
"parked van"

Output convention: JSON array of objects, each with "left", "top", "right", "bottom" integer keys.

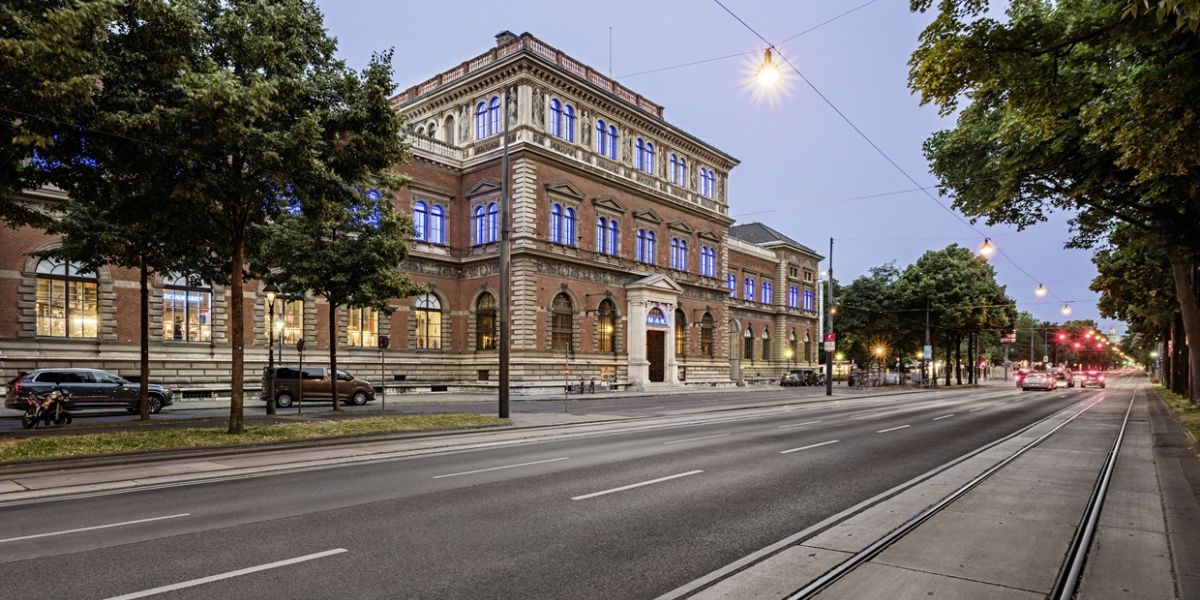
[{"left": 260, "top": 366, "right": 375, "bottom": 408}]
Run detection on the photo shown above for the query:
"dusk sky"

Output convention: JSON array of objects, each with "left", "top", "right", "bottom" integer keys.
[{"left": 316, "top": 0, "right": 1119, "bottom": 335}]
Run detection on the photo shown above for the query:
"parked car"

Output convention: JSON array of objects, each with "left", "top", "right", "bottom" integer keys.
[
  {"left": 4, "top": 368, "right": 173, "bottom": 413},
  {"left": 1021, "top": 372, "right": 1056, "bottom": 391},
  {"left": 780, "top": 368, "right": 821, "bottom": 387},
  {"left": 260, "top": 366, "right": 375, "bottom": 408},
  {"left": 1079, "top": 371, "right": 1107, "bottom": 389}
]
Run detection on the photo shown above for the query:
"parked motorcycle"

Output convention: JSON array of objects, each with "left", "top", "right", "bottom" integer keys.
[{"left": 20, "top": 388, "right": 72, "bottom": 429}]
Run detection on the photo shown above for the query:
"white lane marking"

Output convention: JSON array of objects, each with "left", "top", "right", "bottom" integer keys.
[
  {"left": 102, "top": 548, "right": 348, "bottom": 600},
  {"left": 432, "top": 457, "right": 569, "bottom": 479},
  {"left": 780, "top": 440, "right": 840, "bottom": 454},
  {"left": 877, "top": 424, "right": 911, "bottom": 433},
  {"left": 663, "top": 433, "right": 730, "bottom": 445},
  {"left": 969, "top": 406, "right": 988, "bottom": 412},
  {"left": 932, "top": 414, "right": 955, "bottom": 421},
  {"left": 571, "top": 470, "right": 703, "bottom": 501},
  {"left": 778, "top": 420, "right": 821, "bottom": 429},
  {"left": 0, "top": 513, "right": 190, "bottom": 544}
]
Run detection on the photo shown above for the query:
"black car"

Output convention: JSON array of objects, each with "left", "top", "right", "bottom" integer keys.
[{"left": 5, "top": 368, "right": 174, "bottom": 413}]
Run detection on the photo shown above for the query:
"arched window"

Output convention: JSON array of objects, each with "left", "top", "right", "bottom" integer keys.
[
  {"left": 564, "top": 104, "right": 576, "bottom": 142},
  {"left": 347, "top": 307, "right": 378, "bottom": 347},
  {"left": 788, "top": 330, "right": 798, "bottom": 360},
  {"left": 675, "top": 308, "right": 687, "bottom": 356},
  {"left": 701, "top": 168, "right": 716, "bottom": 198},
  {"left": 487, "top": 202, "right": 498, "bottom": 243},
  {"left": 645, "top": 142, "right": 655, "bottom": 175},
  {"left": 596, "top": 119, "right": 607, "bottom": 155},
  {"left": 636, "top": 229, "right": 645, "bottom": 262},
  {"left": 668, "top": 154, "right": 677, "bottom": 183},
  {"left": 550, "top": 98, "right": 562, "bottom": 138},
  {"left": 762, "top": 280, "right": 773, "bottom": 305},
  {"left": 413, "top": 201, "right": 428, "bottom": 241},
  {"left": 430, "top": 204, "right": 445, "bottom": 244},
  {"left": 443, "top": 115, "right": 455, "bottom": 144},
  {"left": 475, "top": 102, "right": 487, "bottom": 140},
  {"left": 670, "top": 238, "right": 679, "bottom": 269},
  {"left": 564, "top": 207, "right": 576, "bottom": 247},
  {"left": 427, "top": 122, "right": 437, "bottom": 139},
  {"left": 744, "top": 326, "right": 755, "bottom": 362},
  {"left": 646, "top": 231, "right": 656, "bottom": 265},
  {"left": 762, "top": 328, "right": 771, "bottom": 361},
  {"left": 476, "top": 293, "right": 497, "bottom": 350},
  {"left": 678, "top": 240, "right": 688, "bottom": 272},
  {"left": 804, "top": 332, "right": 812, "bottom": 362},
  {"left": 597, "top": 299, "right": 615, "bottom": 353},
  {"left": 727, "top": 273, "right": 736, "bottom": 297},
  {"left": 635, "top": 138, "right": 645, "bottom": 171},
  {"left": 488, "top": 96, "right": 501, "bottom": 136},
  {"left": 34, "top": 258, "right": 99, "bottom": 338},
  {"left": 700, "top": 312, "right": 715, "bottom": 357},
  {"left": 744, "top": 277, "right": 755, "bottom": 301},
  {"left": 473, "top": 206, "right": 485, "bottom": 245},
  {"left": 699, "top": 246, "right": 714, "bottom": 277},
  {"left": 550, "top": 204, "right": 562, "bottom": 244},
  {"left": 608, "top": 219, "right": 619, "bottom": 256},
  {"left": 163, "top": 274, "right": 211, "bottom": 342},
  {"left": 678, "top": 157, "right": 687, "bottom": 186},
  {"left": 596, "top": 217, "right": 607, "bottom": 254},
  {"left": 551, "top": 293, "right": 574, "bottom": 352},
  {"left": 607, "top": 125, "right": 618, "bottom": 159},
  {"left": 414, "top": 293, "right": 442, "bottom": 350}
]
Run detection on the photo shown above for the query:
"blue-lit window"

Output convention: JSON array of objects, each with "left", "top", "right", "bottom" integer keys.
[
  {"left": 488, "top": 97, "right": 500, "bottom": 136},
  {"left": 645, "top": 142, "right": 655, "bottom": 175},
  {"left": 414, "top": 201, "right": 428, "bottom": 241},
  {"left": 803, "top": 289, "right": 814, "bottom": 311},
  {"left": 550, "top": 204, "right": 562, "bottom": 244},
  {"left": 550, "top": 99, "right": 562, "bottom": 138},
  {"left": 564, "top": 207, "right": 576, "bottom": 246},
  {"left": 564, "top": 104, "right": 575, "bottom": 142},
  {"left": 700, "top": 167, "right": 716, "bottom": 198},
  {"left": 677, "top": 240, "right": 688, "bottom": 271},
  {"left": 473, "top": 206, "right": 485, "bottom": 245},
  {"left": 762, "top": 281, "right": 773, "bottom": 305},
  {"left": 429, "top": 205, "right": 445, "bottom": 244},
  {"left": 636, "top": 229, "right": 645, "bottom": 262},
  {"left": 727, "top": 274, "right": 736, "bottom": 298},
  {"left": 670, "top": 238, "right": 679, "bottom": 269},
  {"left": 487, "top": 203, "right": 498, "bottom": 243},
  {"left": 700, "top": 246, "right": 716, "bottom": 278},
  {"left": 597, "top": 218, "right": 608, "bottom": 254},
  {"left": 744, "top": 277, "right": 755, "bottom": 302},
  {"left": 647, "top": 307, "right": 668, "bottom": 326},
  {"left": 608, "top": 219, "right": 618, "bottom": 255},
  {"left": 635, "top": 138, "right": 645, "bottom": 171},
  {"left": 645, "top": 231, "right": 656, "bottom": 264},
  {"left": 788, "top": 286, "right": 799, "bottom": 309},
  {"left": 596, "top": 119, "right": 607, "bottom": 155},
  {"left": 475, "top": 103, "right": 487, "bottom": 140},
  {"left": 678, "top": 157, "right": 687, "bottom": 186},
  {"left": 607, "top": 125, "right": 618, "bottom": 159},
  {"left": 668, "top": 154, "right": 677, "bottom": 183}
]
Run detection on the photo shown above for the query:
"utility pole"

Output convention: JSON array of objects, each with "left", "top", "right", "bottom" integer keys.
[
  {"left": 925, "top": 300, "right": 932, "bottom": 388},
  {"left": 499, "top": 87, "right": 511, "bottom": 419},
  {"left": 825, "top": 237, "right": 834, "bottom": 396}
]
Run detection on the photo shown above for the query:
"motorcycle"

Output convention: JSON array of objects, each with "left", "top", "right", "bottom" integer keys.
[{"left": 20, "top": 388, "right": 72, "bottom": 429}]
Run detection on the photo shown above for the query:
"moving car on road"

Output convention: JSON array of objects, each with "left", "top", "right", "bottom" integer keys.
[
  {"left": 260, "top": 366, "right": 375, "bottom": 408},
  {"left": 4, "top": 368, "right": 174, "bottom": 413},
  {"left": 1021, "top": 372, "right": 1056, "bottom": 391},
  {"left": 1079, "top": 371, "right": 1107, "bottom": 389}
]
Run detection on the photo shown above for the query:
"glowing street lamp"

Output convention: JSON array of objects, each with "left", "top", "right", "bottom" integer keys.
[
  {"left": 1061, "top": 303, "right": 1073, "bottom": 316},
  {"left": 978, "top": 238, "right": 996, "bottom": 259},
  {"left": 755, "top": 48, "right": 781, "bottom": 87},
  {"left": 1035, "top": 283, "right": 1048, "bottom": 297}
]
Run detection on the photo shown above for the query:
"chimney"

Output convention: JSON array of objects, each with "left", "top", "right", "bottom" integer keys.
[{"left": 495, "top": 30, "right": 518, "bottom": 47}]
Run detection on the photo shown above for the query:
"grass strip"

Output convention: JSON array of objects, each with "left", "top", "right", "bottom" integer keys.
[
  {"left": 1156, "top": 385, "right": 1200, "bottom": 441},
  {"left": 0, "top": 413, "right": 509, "bottom": 463}
]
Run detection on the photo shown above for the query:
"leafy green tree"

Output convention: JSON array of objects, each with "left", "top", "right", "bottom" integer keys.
[
  {"left": 833, "top": 263, "right": 909, "bottom": 367},
  {"left": 256, "top": 188, "right": 420, "bottom": 410},
  {"left": 909, "top": 0, "right": 1200, "bottom": 402}
]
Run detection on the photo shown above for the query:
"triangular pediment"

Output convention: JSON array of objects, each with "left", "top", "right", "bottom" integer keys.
[
  {"left": 632, "top": 208, "right": 662, "bottom": 225},
  {"left": 591, "top": 195, "right": 627, "bottom": 213},
  {"left": 466, "top": 178, "right": 501, "bottom": 197},
  {"left": 697, "top": 229, "right": 722, "bottom": 242},
  {"left": 667, "top": 220, "right": 695, "bottom": 235},
  {"left": 543, "top": 180, "right": 585, "bottom": 200},
  {"left": 626, "top": 273, "right": 685, "bottom": 294}
]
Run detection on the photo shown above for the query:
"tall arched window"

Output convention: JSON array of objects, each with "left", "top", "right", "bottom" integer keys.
[
  {"left": 443, "top": 115, "right": 455, "bottom": 144},
  {"left": 635, "top": 138, "right": 645, "bottom": 171},
  {"left": 414, "top": 294, "right": 442, "bottom": 350},
  {"left": 429, "top": 204, "right": 446, "bottom": 244},
  {"left": 413, "top": 201, "right": 428, "bottom": 241},
  {"left": 744, "top": 326, "right": 755, "bottom": 362},
  {"left": 670, "top": 238, "right": 679, "bottom": 269},
  {"left": 551, "top": 293, "right": 574, "bottom": 352},
  {"left": 762, "top": 280, "right": 773, "bottom": 305},
  {"left": 636, "top": 229, "right": 645, "bottom": 262},
  {"left": 597, "top": 299, "right": 615, "bottom": 353},
  {"left": 804, "top": 332, "right": 812, "bottom": 362},
  {"left": 488, "top": 96, "right": 500, "bottom": 136},
  {"left": 163, "top": 274, "right": 211, "bottom": 342},
  {"left": 550, "top": 98, "right": 562, "bottom": 138},
  {"left": 762, "top": 328, "right": 771, "bottom": 361},
  {"left": 427, "top": 122, "right": 437, "bottom": 139},
  {"left": 608, "top": 219, "right": 618, "bottom": 256},
  {"left": 473, "top": 206, "right": 485, "bottom": 245},
  {"left": 645, "top": 142, "right": 655, "bottom": 175},
  {"left": 678, "top": 240, "right": 688, "bottom": 272},
  {"left": 550, "top": 204, "right": 562, "bottom": 244},
  {"left": 675, "top": 308, "right": 687, "bottom": 356},
  {"left": 564, "top": 104, "right": 576, "bottom": 142},
  {"left": 727, "top": 273, "right": 736, "bottom": 297},
  {"left": 744, "top": 277, "right": 755, "bottom": 301},
  {"left": 788, "top": 330, "right": 798, "bottom": 360},
  {"left": 564, "top": 207, "right": 576, "bottom": 246},
  {"left": 476, "top": 293, "right": 497, "bottom": 350},
  {"left": 668, "top": 154, "right": 677, "bottom": 183},
  {"left": 646, "top": 231, "right": 656, "bottom": 264},
  {"left": 678, "top": 157, "right": 687, "bottom": 186},
  {"left": 487, "top": 202, "right": 498, "bottom": 243},
  {"left": 34, "top": 258, "right": 98, "bottom": 338},
  {"left": 475, "top": 102, "right": 488, "bottom": 140},
  {"left": 347, "top": 307, "right": 378, "bottom": 348},
  {"left": 607, "top": 125, "right": 618, "bottom": 159},
  {"left": 700, "top": 312, "right": 715, "bottom": 357},
  {"left": 596, "top": 119, "right": 607, "bottom": 155},
  {"left": 596, "top": 217, "right": 608, "bottom": 254}
]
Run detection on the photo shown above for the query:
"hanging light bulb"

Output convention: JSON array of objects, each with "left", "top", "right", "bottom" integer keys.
[
  {"left": 756, "top": 48, "right": 781, "bottom": 87},
  {"left": 1061, "top": 303, "right": 1072, "bottom": 315},
  {"left": 1035, "top": 283, "right": 1047, "bottom": 298},
  {"left": 978, "top": 238, "right": 996, "bottom": 259}
]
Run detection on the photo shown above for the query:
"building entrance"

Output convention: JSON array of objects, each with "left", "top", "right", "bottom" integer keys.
[{"left": 647, "top": 330, "right": 665, "bottom": 383}]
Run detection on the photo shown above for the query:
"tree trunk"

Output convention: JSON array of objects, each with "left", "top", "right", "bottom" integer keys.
[
  {"left": 944, "top": 337, "right": 952, "bottom": 386},
  {"left": 955, "top": 335, "right": 963, "bottom": 385},
  {"left": 329, "top": 300, "right": 340, "bottom": 411},
  {"left": 138, "top": 261, "right": 150, "bottom": 421},
  {"left": 228, "top": 236, "right": 245, "bottom": 434},
  {"left": 967, "top": 333, "right": 975, "bottom": 385},
  {"left": 1167, "top": 252, "right": 1200, "bottom": 404},
  {"left": 1172, "top": 315, "right": 1186, "bottom": 396}
]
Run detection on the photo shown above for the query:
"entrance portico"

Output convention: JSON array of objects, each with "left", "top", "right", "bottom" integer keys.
[{"left": 626, "top": 275, "right": 684, "bottom": 390}]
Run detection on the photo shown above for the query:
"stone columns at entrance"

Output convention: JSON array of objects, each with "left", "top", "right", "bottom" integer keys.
[{"left": 625, "top": 274, "right": 685, "bottom": 391}]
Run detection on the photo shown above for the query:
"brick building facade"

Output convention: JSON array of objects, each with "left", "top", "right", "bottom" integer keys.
[{"left": 0, "top": 31, "right": 821, "bottom": 397}]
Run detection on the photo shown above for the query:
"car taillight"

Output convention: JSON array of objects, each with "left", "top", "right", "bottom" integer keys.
[
  {"left": 1098, "top": 375, "right": 1105, "bottom": 381},
  {"left": 12, "top": 382, "right": 21, "bottom": 396}
]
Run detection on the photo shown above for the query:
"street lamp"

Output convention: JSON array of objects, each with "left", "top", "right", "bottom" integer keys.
[
  {"left": 978, "top": 238, "right": 996, "bottom": 259},
  {"left": 755, "top": 48, "right": 781, "bottom": 87},
  {"left": 1035, "top": 283, "right": 1047, "bottom": 297},
  {"left": 264, "top": 283, "right": 279, "bottom": 415},
  {"left": 1061, "top": 303, "right": 1073, "bottom": 316}
]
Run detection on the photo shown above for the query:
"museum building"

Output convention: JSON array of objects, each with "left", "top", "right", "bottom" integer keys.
[{"left": 0, "top": 31, "right": 822, "bottom": 397}]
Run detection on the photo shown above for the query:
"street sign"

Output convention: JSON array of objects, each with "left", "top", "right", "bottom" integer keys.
[
  {"left": 824, "top": 341, "right": 835, "bottom": 352},
  {"left": 378, "top": 335, "right": 389, "bottom": 349},
  {"left": 823, "top": 332, "right": 836, "bottom": 342},
  {"left": 1001, "top": 331, "right": 1016, "bottom": 344},
  {"left": 923, "top": 345, "right": 932, "bottom": 360}
]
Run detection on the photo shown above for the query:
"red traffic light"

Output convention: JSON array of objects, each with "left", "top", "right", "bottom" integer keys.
[{"left": 1057, "top": 332, "right": 1067, "bottom": 341}]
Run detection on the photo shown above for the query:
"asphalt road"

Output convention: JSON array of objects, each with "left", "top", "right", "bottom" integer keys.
[{"left": 0, "top": 384, "right": 1102, "bottom": 599}]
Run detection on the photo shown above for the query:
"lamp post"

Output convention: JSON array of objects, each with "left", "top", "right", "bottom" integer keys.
[
  {"left": 498, "top": 87, "right": 511, "bottom": 419},
  {"left": 264, "top": 283, "right": 279, "bottom": 415},
  {"left": 825, "top": 238, "right": 834, "bottom": 396}
]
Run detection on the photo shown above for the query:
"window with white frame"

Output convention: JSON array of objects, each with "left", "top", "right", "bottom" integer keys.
[
  {"left": 669, "top": 154, "right": 688, "bottom": 186},
  {"left": 596, "top": 217, "right": 619, "bottom": 256},
  {"left": 596, "top": 119, "right": 608, "bottom": 156},
  {"left": 35, "top": 258, "right": 99, "bottom": 339},
  {"left": 744, "top": 277, "right": 755, "bottom": 301},
  {"left": 549, "top": 203, "right": 575, "bottom": 246},
  {"left": 414, "top": 293, "right": 442, "bottom": 350},
  {"left": 635, "top": 138, "right": 655, "bottom": 174},
  {"left": 413, "top": 200, "right": 446, "bottom": 244},
  {"left": 636, "top": 229, "right": 656, "bottom": 264},
  {"left": 488, "top": 202, "right": 498, "bottom": 242},
  {"left": 473, "top": 206, "right": 485, "bottom": 245},
  {"left": 803, "top": 289, "right": 815, "bottom": 311},
  {"left": 550, "top": 99, "right": 576, "bottom": 142},
  {"left": 475, "top": 96, "right": 501, "bottom": 140},
  {"left": 346, "top": 307, "right": 378, "bottom": 348},
  {"left": 699, "top": 246, "right": 716, "bottom": 277},
  {"left": 788, "top": 286, "right": 800, "bottom": 309},
  {"left": 669, "top": 238, "right": 688, "bottom": 271},
  {"left": 699, "top": 166, "right": 716, "bottom": 198},
  {"left": 726, "top": 273, "right": 736, "bottom": 297},
  {"left": 163, "top": 274, "right": 211, "bottom": 342},
  {"left": 762, "top": 280, "right": 773, "bottom": 305},
  {"left": 606, "top": 124, "right": 618, "bottom": 159}
]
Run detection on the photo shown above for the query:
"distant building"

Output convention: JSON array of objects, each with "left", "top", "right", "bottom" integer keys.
[{"left": 0, "top": 31, "right": 822, "bottom": 397}]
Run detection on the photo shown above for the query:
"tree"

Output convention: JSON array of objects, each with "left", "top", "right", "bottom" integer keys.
[
  {"left": 832, "top": 263, "right": 909, "bottom": 367},
  {"left": 909, "top": 0, "right": 1200, "bottom": 402},
  {"left": 256, "top": 187, "right": 420, "bottom": 410}
]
